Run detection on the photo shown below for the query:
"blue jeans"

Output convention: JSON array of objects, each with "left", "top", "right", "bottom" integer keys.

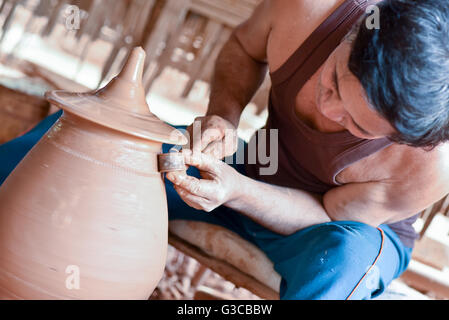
[{"left": 0, "top": 113, "right": 412, "bottom": 300}]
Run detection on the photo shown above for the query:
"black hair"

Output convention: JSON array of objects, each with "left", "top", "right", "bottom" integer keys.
[{"left": 349, "top": 0, "right": 449, "bottom": 148}]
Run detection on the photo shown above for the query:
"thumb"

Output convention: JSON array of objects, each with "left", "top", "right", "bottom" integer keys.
[{"left": 183, "top": 149, "right": 220, "bottom": 174}]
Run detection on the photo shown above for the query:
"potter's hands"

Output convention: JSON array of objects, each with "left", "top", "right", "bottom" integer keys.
[
  {"left": 166, "top": 150, "right": 241, "bottom": 212},
  {"left": 186, "top": 115, "right": 238, "bottom": 160}
]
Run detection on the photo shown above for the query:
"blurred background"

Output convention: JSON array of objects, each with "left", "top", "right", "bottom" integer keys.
[
  {"left": 0, "top": 0, "right": 448, "bottom": 300},
  {"left": 0, "top": 0, "right": 269, "bottom": 144}
]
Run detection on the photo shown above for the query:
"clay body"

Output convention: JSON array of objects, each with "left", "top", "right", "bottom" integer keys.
[{"left": 0, "top": 48, "right": 186, "bottom": 299}]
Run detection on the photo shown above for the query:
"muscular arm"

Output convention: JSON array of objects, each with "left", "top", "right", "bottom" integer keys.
[
  {"left": 226, "top": 172, "right": 445, "bottom": 236},
  {"left": 206, "top": 1, "right": 272, "bottom": 127},
  {"left": 324, "top": 146, "right": 449, "bottom": 226},
  {"left": 171, "top": 135, "right": 449, "bottom": 236},
  {"left": 226, "top": 146, "right": 449, "bottom": 235},
  {"left": 226, "top": 174, "right": 331, "bottom": 235}
]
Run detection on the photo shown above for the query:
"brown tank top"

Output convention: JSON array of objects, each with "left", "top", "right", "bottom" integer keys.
[{"left": 245, "top": 0, "right": 419, "bottom": 248}]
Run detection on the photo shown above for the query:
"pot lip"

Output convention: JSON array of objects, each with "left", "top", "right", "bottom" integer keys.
[{"left": 45, "top": 90, "right": 188, "bottom": 146}]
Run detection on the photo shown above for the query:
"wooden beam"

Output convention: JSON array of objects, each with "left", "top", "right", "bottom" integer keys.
[
  {"left": 168, "top": 233, "right": 280, "bottom": 300},
  {"left": 401, "top": 260, "right": 449, "bottom": 300},
  {"left": 412, "top": 236, "right": 449, "bottom": 271}
]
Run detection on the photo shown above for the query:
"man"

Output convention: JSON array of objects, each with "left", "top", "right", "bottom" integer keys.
[
  {"left": 1, "top": 0, "right": 448, "bottom": 299},
  {"left": 164, "top": 0, "right": 449, "bottom": 299}
]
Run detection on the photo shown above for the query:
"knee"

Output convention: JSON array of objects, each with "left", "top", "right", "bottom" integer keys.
[
  {"left": 320, "top": 221, "right": 380, "bottom": 247},
  {"left": 308, "top": 222, "right": 383, "bottom": 268},
  {"left": 275, "top": 222, "right": 384, "bottom": 300}
]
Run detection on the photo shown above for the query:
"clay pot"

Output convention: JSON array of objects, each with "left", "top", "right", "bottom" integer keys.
[{"left": 0, "top": 47, "right": 186, "bottom": 299}]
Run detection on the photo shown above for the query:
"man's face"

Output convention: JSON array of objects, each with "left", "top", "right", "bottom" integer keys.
[{"left": 316, "top": 41, "right": 396, "bottom": 140}]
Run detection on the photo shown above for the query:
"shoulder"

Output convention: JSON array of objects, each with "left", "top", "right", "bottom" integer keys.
[
  {"left": 268, "top": 0, "right": 344, "bottom": 17},
  {"left": 382, "top": 143, "right": 449, "bottom": 182},
  {"left": 378, "top": 143, "right": 449, "bottom": 209},
  {"left": 339, "top": 143, "right": 449, "bottom": 215},
  {"left": 269, "top": 0, "right": 346, "bottom": 26},
  {"left": 342, "top": 141, "right": 449, "bottom": 204},
  {"left": 266, "top": 0, "right": 346, "bottom": 70}
]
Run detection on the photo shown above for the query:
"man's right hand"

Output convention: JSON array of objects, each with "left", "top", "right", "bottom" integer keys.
[{"left": 185, "top": 115, "right": 238, "bottom": 160}]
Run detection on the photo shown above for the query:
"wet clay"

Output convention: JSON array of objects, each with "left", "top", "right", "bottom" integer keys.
[{"left": 0, "top": 47, "right": 187, "bottom": 299}]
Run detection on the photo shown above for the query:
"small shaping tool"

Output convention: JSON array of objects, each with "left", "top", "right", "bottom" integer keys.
[{"left": 158, "top": 152, "right": 186, "bottom": 173}]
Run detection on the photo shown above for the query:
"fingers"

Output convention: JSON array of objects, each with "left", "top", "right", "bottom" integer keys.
[
  {"left": 186, "top": 116, "right": 237, "bottom": 158},
  {"left": 202, "top": 140, "right": 224, "bottom": 159},
  {"left": 201, "top": 128, "right": 223, "bottom": 151},
  {"left": 201, "top": 131, "right": 237, "bottom": 159},
  {"left": 173, "top": 185, "right": 212, "bottom": 212},
  {"left": 182, "top": 149, "right": 220, "bottom": 175},
  {"left": 165, "top": 170, "right": 187, "bottom": 183},
  {"left": 223, "top": 128, "right": 238, "bottom": 155},
  {"left": 166, "top": 169, "right": 214, "bottom": 198},
  {"left": 189, "top": 121, "right": 223, "bottom": 154}
]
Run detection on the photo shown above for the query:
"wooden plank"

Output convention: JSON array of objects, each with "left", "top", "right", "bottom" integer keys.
[
  {"left": 181, "top": 19, "right": 223, "bottom": 97},
  {"left": 142, "top": 0, "right": 190, "bottom": 90},
  {"left": 420, "top": 195, "right": 449, "bottom": 238},
  {"left": 412, "top": 236, "right": 449, "bottom": 270},
  {"left": 194, "top": 286, "right": 236, "bottom": 300},
  {"left": 137, "top": 0, "right": 165, "bottom": 47},
  {"left": 197, "top": 27, "right": 232, "bottom": 82},
  {"left": 168, "top": 233, "right": 280, "bottom": 300},
  {"left": 401, "top": 260, "right": 449, "bottom": 300},
  {"left": 142, "top": 0, "right": 189, "bottom": 64},
  {"left": 11, "top": 59, "right": 90, "bottom": 92},
  {"left": 189, "top": 1, "right": 253, "bottom": 28}
]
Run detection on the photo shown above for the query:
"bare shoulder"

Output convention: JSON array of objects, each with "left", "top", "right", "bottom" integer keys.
[
  {"left": 267, "top": 0, "right": 346, "bottom": 71},
  {"left": 370, "top": 143, "right": 449, "bottom": 203},
  {"left": 340, "top": 142, "right": 449, "bottom": 192},
  {"left": 269, "top": 0, "right": 344, "bottom": 23},
  {"left": 234, "top": 0, "right": 345, "bottom": 69},
  {"left": 382, "top": 143, "right": 449, "bottom": 183},
  {"left": 339, "top": 142, "right": 449, "bottom": 214},
  {"left": 381, "top": 143, "right": 449, "bottom": 212}
]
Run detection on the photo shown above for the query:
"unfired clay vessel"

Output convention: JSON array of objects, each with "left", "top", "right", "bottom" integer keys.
[{"left": 0, "top": 47, "right": 187, "bottom": 299}]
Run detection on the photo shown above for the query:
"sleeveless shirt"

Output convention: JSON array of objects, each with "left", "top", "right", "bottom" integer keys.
[{"left": 245, "top": 0, "right": 419, "bottom": 248}]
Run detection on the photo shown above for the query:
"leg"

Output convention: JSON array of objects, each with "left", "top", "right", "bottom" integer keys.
[
  {"left": 163, "top": 130, "right": 410, "bottom": 300},
  {"left": 242, "top": 219, "right": 412, "bottom": 300}
]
